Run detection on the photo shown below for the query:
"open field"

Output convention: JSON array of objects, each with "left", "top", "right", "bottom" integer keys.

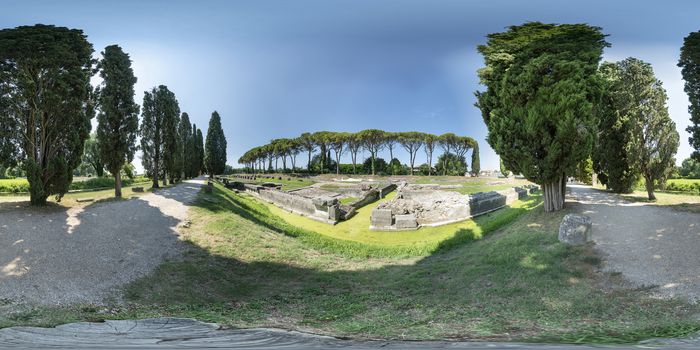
[
  {"left": 223, "top": 175, "right": 315, "bottom": 191},
  {"left": 413, "top": 177, "right": 533, "bottom": 194},
  {"left": 620, "top": 190, "right": 700, "bottom": 213}
]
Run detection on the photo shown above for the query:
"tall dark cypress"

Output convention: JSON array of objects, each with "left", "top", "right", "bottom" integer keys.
[{"left": 204, "top": 111, "right": 227, "bottom": 175}]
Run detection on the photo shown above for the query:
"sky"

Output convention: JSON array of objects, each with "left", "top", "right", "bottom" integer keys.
[{"left": 2, "top": 0, "right": 700, "bottom": 171}]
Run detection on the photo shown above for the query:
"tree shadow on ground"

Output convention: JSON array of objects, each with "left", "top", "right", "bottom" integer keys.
[
  {"left": 566, "top": 184, "right": 700, "bottom": 300},
  {"left": 0, "top": 180, "right": 204, "bottom": 305},
  {"left": 117, "top": 184, "right": 696, "bottom": 342}
]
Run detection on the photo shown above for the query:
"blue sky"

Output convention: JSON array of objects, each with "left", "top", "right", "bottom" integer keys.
[{"left": 3, "top": 0, "right": 700, "bottom": 171}]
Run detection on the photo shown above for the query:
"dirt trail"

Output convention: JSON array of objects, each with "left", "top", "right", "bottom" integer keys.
[
  {"left": 568, "top": 185, "right": 700, "bottom": 300},
  {"left": 0, "top": 179, "right": 203, "bottom": 305}
]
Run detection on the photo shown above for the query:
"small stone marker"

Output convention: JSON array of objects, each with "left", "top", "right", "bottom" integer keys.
[
  {"left": 76, "top": 198, "right": 94, "bottom": 203},
  {"left": 204, "top": 183, "right": 213, "bottom": 193},
  {"left": 132, "top": 186, "right": 144, "bottom": 193},
  {"left": 558, "top": 214, "right": 592, "bottom": 245}
]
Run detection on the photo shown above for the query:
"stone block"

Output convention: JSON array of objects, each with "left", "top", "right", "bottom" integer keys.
[
  {"left": 312, "top": 197, "right": 338, "bottom": 210},
  {"left": 469, "top": 191, "right": 506, "bottom": 215},
  {"left": 371, "top": 208, "right": 393, "bottom": 227},
  {"left": 395, "top": 214, "right": 418, "bottom": 229},
  {"left": 132, "top": 186, "right": 144, "bottom": 193},
  {"left": 558, "top": 214, "right": 592, "bottom": 245},
  {"left": 328, "top": 205, "right": 341, "bottom": 221}
]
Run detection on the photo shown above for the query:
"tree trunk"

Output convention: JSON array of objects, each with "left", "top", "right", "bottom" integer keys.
[
  {"left": 335, "top": 152, "right": 340, "bottom": 174},
  {"left": 542, "top": 176, "right": 565, "bottom": 212},
  {"left": 115, "top": 170, "right": 122, "bottom": 198},
  {"left": 645, "top": 176, "right": 656, "bottom": 200},
  {"left": 371, "top": 153, "right": 376, "bottom": 175},
  {"left": 307, "top": 151, "right": 312, "bottom": 172},
  {"left": 94, "top": 163, "right": 104, "bottom": 177},
  {"left": 428, "top": 154, "right": 433, "bottom": 176},
  {"left": 351, "top": 151, "right": 357, "bottom": 174}
]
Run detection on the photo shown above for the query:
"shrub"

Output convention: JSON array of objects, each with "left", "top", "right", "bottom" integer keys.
[
  {"left": 69, "top": 175, "right": 150, "bottom": 191},
  {"left": 0, "top": 179, "right": 30, "bottom": 193}
]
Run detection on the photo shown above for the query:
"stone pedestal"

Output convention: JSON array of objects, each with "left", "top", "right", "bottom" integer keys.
[
  {"left": 371, "top": 208, "right": 393, "bottom": 227},
  {"left": 395, "top": 214, "right": 418, "bottom": 229}
]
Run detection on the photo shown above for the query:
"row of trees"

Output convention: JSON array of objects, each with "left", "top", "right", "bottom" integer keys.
[
  {"left": 476, "top": 22, "right": 679, "bottom": 211},
  {"left": 139, "top": 85, "right": 209, "bottom": 189},
  {"left": 592, "top": 58, "right": 679, "bottom": 199},
  {"left": 238, "top": 130, "right": 480, "bottom": 176},
  {"left": 0, "top": 24, "right": 226, "bottom": 205}
]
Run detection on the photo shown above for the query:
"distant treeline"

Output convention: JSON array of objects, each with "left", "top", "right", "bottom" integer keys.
[{"left": 238, "top": 130, "right": 480, "bottom": 176}]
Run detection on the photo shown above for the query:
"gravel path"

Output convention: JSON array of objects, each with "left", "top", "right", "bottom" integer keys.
[
  {"left": 0, "top": 179, "right": 204, "bottom": 305},
  {"left": 568, "top": 184, "right": 700, "bottom": 300}
]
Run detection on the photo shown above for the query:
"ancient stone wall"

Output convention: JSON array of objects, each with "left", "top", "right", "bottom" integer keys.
[
  {"left": 370, "top": 186, "right": 532, "bottom": 231},
  {"left": 379, "top": 184, "right": 397, "bottom": 198}
]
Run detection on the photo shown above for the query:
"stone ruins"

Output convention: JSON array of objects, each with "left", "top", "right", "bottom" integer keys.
[
  {"left": 216, "top": 175, "right": 538, "bottom": 230},
  {"left": 370, "top": 183, "right": 539, "bottom": 230}
]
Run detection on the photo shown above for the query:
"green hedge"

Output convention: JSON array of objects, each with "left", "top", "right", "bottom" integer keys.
[
  {"left": 68, "top": 176, "right": 149, "bottom": 191},
  {"left": 663, "top": 181, "right": 700, "bottom": 194},
  {"left": 0, "top": 179, "right": 30, "bottom": 193}
]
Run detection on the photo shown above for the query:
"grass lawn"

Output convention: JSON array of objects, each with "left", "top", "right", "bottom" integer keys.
[
  {"left": 225, "top": 176, "right": 315, "bottom": 191},
  {"left": 339, "top": 196, "right": 358, "bottom": 205},
  {"left": 2, "top": 183, "right": 699, "bottom": 343},
  {"left": 620, "top": 190, "right": 700, "bottom": 214},
  {"left": 412, "top": 176, "right": 533, "bottom": 195}
]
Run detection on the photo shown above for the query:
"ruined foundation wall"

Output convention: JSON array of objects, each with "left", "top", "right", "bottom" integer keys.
[
  {"left": 371, "top": 186, "right": 535, "bottom": 231},
  {"left": 258, "top": 189, "right": 318, "bottom": 217}
]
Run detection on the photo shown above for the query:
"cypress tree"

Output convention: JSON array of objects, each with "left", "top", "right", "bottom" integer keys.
[
  {"left": 196, "top": 128, "right": 205, "bottom": 175},
  {"left": 160, "top": 89, "right": 181, "bottom": 184},
  {"left": 140, "top": 85, "right": 178, "bottom": 188},
  {"left": 599, "top": 58, "right": 679, "bottom": 200},
  {"left": 191, "top": 123, "right": 200, "bottom": 177},
  {"left": 178, "top": 113, "right": 193, "bottom": 179},
  {"left": 593, "top": 61, "right": 639, "bottom": 193},
  {"left": 0, "top": 25, "right": 95, "bottom": 205},
  {"left": 96, "top": 44, "right": 139, "bottom": 197},
  {"left": 679, "top": 31, "right": 700, "bottom": 160},
  {"left": 140, "top": 90, "right": 161, "bottom": 188},
  {"left": 204, "top": 111, "right": 227, "bottom": 175},
  {"left": 476, "top": 22, "right": 608, "bottom": 212},
  {"left": 471, "top": 142, "right": 480, "bottom": 176}
]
